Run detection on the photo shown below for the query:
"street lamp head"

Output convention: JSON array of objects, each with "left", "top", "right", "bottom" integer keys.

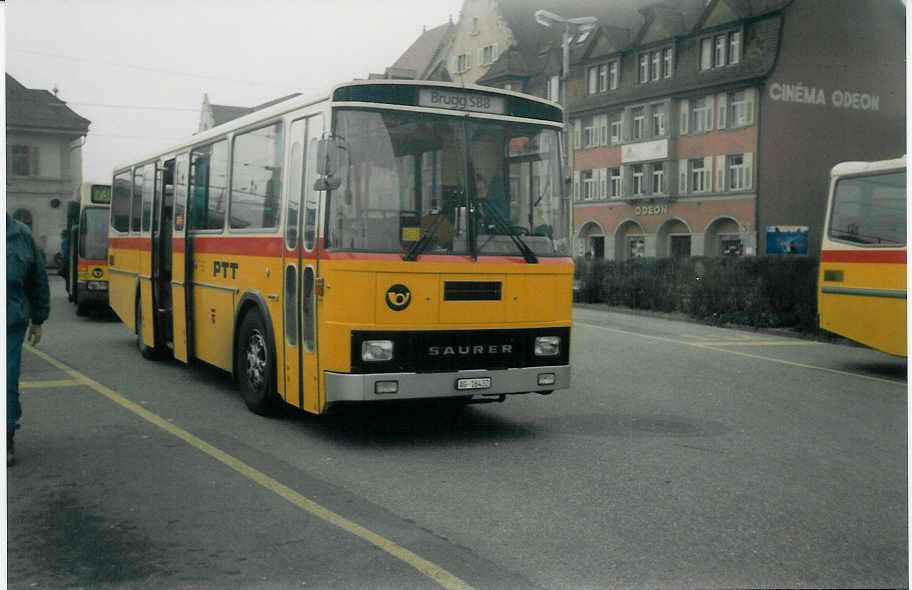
[{"left": 534, "top": 9, "right": 563, "bottom": 27}]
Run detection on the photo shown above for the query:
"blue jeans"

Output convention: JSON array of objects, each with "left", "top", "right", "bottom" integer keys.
[{"left": 7, "top": 328, "right": 26, "bottom": 431}]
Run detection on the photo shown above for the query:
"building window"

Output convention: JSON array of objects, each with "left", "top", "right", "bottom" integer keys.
[
  {"left": 652, "top": 103, "right": 667, "bottom": 137},
  {"left": 479, "top": 44, "right": 497, "bottom": 66},
  {"left": 546, "top": 75, "right": 560, "bottom": 102},
  {"left": 8, "top": 145, "right": 37, "bottom": 177},
  {"left": 583, "top": 117, "right": 598, "bottom": 148},
  {"left": 720, "top": 235, "right": 743, "bottom": 256},
  {"left": 632, "top": 107, "right": 645, "bottom": 140},
  {"left": 629, "top": 236, "right": 646, "bottom": 258},
  {"left": 690, "top": 159, "right": 708, "bottom": 193},
  {"left": 587, "top": 61, "right": 618, "bottom": 94},
  {"left": 670, "top": 235, "right": 692, "bottom": 258},
  {"left": 588, "top": 66, "right": 599, "bottom": 94},
  {"left": 609, "top": 115, "right": 622, "bottom": 145},
  {"left": 639, "top": 47, "right": 673, "bottom": 83},
  {"left": 581, "top": 170, "right": 595, "bottom": 200},
  {"left": 727, "top": 154, "right": 750, "bottom": 190},
  {"left": 701, "top": 30, "right": 741, "bottom": 70},
  {"left": 728, "top": 90, "right": 754, "bottom": 127},
  {"left": 692, "top": 97, "right": 712, "bottom": 133},
  {"left": 455, "top": 53, "right": 472, "bottom": 73},
  {"left": 632, "top": 165, "right": 645, "bottom": 195},
  {"left": 610, "top": 167, "right": 622, "bottom": 197},
  {"left": 471, "top": 17, "right": 480, "bottom": 35},
  {"left": 652, "top": 163, "right": 665, "bottom": 194}
]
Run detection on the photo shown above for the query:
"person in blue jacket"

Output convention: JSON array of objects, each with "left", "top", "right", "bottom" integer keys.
[{"left": 7, "top": 214, "right": 50, "bottom": 466}]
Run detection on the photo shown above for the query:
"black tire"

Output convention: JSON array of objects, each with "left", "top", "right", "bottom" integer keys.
[
  {"left": 136, "top": 297, "right": 160, "bottom": 360},
  {"left": 75, "top": 299, "right": 89, "bottom": 317},
  {"left": 236, "top": 311, "right": 279, "bottom": 415}
]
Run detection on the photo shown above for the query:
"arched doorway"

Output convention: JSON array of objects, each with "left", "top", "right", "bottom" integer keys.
[
  {"left": 657, "top": 218, "right": 692, "bottom": 258},
  {"left": 615, "top": 219, "right": 646, "bottom": 260},
  {"left": 705, "top": 216, "right": 743, "bottom": 256},
  {"left": 577, "top": 221, "right": 606, "bottom": 258}
]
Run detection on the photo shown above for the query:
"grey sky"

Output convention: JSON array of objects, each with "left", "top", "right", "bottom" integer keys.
[{"left": 4, "top": 0, "right": 463, "bottom": 182}]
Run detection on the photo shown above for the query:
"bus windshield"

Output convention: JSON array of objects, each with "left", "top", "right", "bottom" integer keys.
[
  {"left": 327, "top": 108, "right": 567, "bottom": 258},
  {"left": 829, "top": 170, "right": 906, "bottom": 246},
  {"left": 80, "top": 207, "right": 109, "bottom": 260}
]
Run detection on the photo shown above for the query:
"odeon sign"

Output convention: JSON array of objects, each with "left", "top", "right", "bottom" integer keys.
[
  {"left": 768, "top": 81, "right": 880, "bottom": 111},
  {"left": 634, "top": 205, "right": 668, "bottom": 216}
]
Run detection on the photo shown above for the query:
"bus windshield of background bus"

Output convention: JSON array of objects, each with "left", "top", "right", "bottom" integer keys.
[
  {"left": 80, "top": 207, "right": 109, "bottom": 260},
  {"left": 326, "top": 108, "right": 566, "bottom": 257},
  {"left": 829, "top": 171, "right": 906, "bottom": 246}
]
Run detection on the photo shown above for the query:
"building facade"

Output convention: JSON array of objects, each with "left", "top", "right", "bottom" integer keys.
[
  {"left": 393, "top": 0, "right": 904, "bottom": 260},
  {"left": 6, "top": 74, "right": 90, "bottom": 263},
  {"left": 567, "top": 0, "right": 904, "bottom": 259}
]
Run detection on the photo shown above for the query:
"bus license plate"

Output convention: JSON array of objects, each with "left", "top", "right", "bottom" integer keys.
[{"left": 457, "top": 377, "right": 491, "bottom": 391}]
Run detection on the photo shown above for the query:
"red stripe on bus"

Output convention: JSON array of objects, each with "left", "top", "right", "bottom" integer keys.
[
  {"left": 77, "top": 260, "right": 107, "bottom": 269},
  {"left": 108, "top": 236, "right": 151, "bottom": 251},
  {"left": 821, "top": 250, "right": 906, "bottom": 263},
  {"left": 190, "top": 236, "right": 284, "bottom": 257},
  {"left": 319, "top": 251, "right": 573, "bottom": 264}
]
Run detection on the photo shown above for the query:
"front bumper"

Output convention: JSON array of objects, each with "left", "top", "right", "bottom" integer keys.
[{"left": 324, "top": 364, "right": 570, "bottom": 403}]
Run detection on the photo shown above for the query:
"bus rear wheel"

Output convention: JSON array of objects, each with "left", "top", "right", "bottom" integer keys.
[{"left": 236, "top": 311, "right": 279, "bottom": 415}]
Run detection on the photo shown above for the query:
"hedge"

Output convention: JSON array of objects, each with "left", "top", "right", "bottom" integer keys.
[{"left": 574, "top": 256, "right": 819, "bottom": 332}]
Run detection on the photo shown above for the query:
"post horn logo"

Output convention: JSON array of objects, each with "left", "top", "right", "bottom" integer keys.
[
  {"left": 92, "top": 268, "right": 103, "bottom": 279},
  {"left": 385, "top": 284, "right": 411, "bottom": 311}
]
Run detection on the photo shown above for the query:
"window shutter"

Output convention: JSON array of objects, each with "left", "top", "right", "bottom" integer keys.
[
  {"left": 715, "top": 155, "right": 726, "bottom": 192},
  {"left": 622, "top": 110, "right": 632, "bottom": 141},
  {"left": 678, "top": 159, "right": 688, "bottom": 194},
  {"left": 599, "top": 115, "right": 608, "bottom": 146},
  {"left": 573, "top": 120, "right": 581, "bottom": 150},
  {"left": 679, "top": 100, "right": 689, "bottom": 135},
  {"left": 705, "top": 95, "right": 715, "bottom": 131},
  {"left": 573, "top": 170, "right": 581, "bottom": 201},
  {"left": 717, "top": 93, "right": 728, "bottom": 129},
  {"left": 477, "top": 48, "right": 484, "bottom": 66},
  {"left": 745, "top": 88, "right": 755, "bottom": 125},
  {"left": 492, "top": 44, "right": 498, "bottom": 63},
  {"left": 744, "top": 152, "right": 754, "bottom": 190},
  {"left": 621, "top": 165, "right": 630, "bottom": 197},
  {"left": 599, "top": 168, "right": 607, "bottom": 198}
]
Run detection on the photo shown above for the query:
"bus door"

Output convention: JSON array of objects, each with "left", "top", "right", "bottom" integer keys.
[
  {"left": 282, "top": 116, "right": 322, "bottom": 411},
  {"left": 152, "top": 159, "right": 175, "bottom": 351},
  {"left": 171, "top": 153, "right": 192, "bottom": 363}
]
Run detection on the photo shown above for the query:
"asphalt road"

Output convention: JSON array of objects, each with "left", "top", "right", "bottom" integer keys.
[{"left": 7, "top": 276, "right": 908, "bottom": 589}]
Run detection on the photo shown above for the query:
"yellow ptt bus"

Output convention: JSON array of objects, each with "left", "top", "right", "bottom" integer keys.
[
  {"left": 65, "top": 181, "right": 112, "bottom": 315},
  {"left": 818, "top": 156, "right": 907, "bottom": 356},
  {"left": 107, "top": 80, "right": 573, "bottom": 415}
]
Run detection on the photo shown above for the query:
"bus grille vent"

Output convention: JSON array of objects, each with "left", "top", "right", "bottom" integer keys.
[{"left": 444, "top": 281, "right": 502, "bottom": 301}]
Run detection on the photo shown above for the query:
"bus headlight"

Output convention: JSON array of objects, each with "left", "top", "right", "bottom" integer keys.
[
  {"left": 534, "top": 336, "right": 560, "bottom": 356},
  {"left": 361, "top": 340, "right": 393, "bottom": 362}
]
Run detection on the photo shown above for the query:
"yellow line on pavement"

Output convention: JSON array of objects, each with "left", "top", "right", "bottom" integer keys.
[
  {"left": 576, "top": 321, "right": 906, "bottom": 386},
  {"left": 20, "top": 379, "right": 84, "bottom": 389},
  {"left": 24, "top": 345, "right": 474, "bottom": 590}
]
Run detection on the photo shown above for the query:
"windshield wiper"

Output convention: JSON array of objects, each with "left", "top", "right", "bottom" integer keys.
[
  {"left": 476, "top": 199, "right": 538, "bottom": 263},
  {"left": 403, "top": 202, "right": 455, "bottom": 261}
]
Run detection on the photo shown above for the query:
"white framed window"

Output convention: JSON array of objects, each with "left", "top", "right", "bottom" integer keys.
[
  {"left": 692, "top": 98, "right": 711, "bottom": 133},
  {"left": 471, "top": 17, "right": 480, "bottom": 35},
  {"left": 455, "top": 53, "right": 472, "bottom": 73},
  {"left": 650, "top": 52, "right": 660, "bottom": 81},
  {"left": 652, "top": 162, "right": 665, "bottom": 194},
  {"left": 632, "top": 165, "right": 644, "bottom": 195},
  {"left": 546, "top": 75, "right": 560, "bottom": 102},
  {"left": 727, "top": 153, "right": 753, "bottom": 190},
  {"left": 583, "top": 117, "right": 598, "bottom": 148},
  {"left": 662, "top": 48, "right": 673, "bottom": 78},
  {"left": 610, "top": 167, "right": 622, "bottom": 197},
  {"left": 608, "top": 61, "right": 619, "bottom": 89},
  {"left": 632, "top": 107, "right": 645, "bottom": 140},
  {"left": 479, "top": 44, "right": 497, "bottom": 66},
  {"left": 690, "top": 158, "right": 709, "bottom": 193},
  {"left": 588, "top": 66, "right": 599, "bottom": 94},
  {"left": 609, "top": 115, "right": 622, "bottom": 145},
  {"left": 701, "top": 30, "right": 741, "bottom": 70},
  {"left": 728, "top": 89, "right": 754, "bottom": 127},
  {"left": 652, "top": 103, "right": 667, "bottom": 137},
  {"left": 8, "top": 145, "right": 38, "bottom": 177},
  {"left": 581, "top": 169, "right": 596, "bottom": 200}
]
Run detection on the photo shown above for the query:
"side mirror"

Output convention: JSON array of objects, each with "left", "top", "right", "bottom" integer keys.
[
  {"left": 313, "top": 137, "right": 344, "bottom": 191},
  {"left": 313, "top": 176, "right": 342, "bottom": 191}
]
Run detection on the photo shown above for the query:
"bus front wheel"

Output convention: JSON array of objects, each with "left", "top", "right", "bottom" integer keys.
[{"left": 236, "top": 311, "right": 279, "bottom": 415}]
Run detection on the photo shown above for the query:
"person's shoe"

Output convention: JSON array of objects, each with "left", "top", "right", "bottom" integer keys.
[{"left": 7, "top": 429, "right": 15, "bottom": 467}]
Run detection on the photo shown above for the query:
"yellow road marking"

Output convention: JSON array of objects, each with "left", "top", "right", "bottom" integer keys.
[
  {"left": 576, "top": 321, "right": 906, "bottom": 386},
  {"left": 20, "top": 379, "right": 84, "bottom": 389},
  {"left": 25, "top": 345, "right": 474, "bottom": 590}
]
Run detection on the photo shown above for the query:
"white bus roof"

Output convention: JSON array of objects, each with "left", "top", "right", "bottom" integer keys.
[{"left": 830, "top": 155, "right": 906, "bottom": 177}]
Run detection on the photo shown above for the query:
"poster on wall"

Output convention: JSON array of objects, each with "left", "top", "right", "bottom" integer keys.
[{"left": 766, "top": 226, "right": 809, "bottom": 254}]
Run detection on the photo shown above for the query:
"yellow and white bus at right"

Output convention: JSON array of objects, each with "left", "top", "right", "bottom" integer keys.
[{"left": 818, "top": 156, "right": 907, "bottom": 356}]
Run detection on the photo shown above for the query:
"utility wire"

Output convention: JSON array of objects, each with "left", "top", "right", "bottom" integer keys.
[
  {"left": 68, "top": 102, "right": 200, "bottom": 112},
  {"left": 8, "top": 47, "right": 313, "bottom": 91}
]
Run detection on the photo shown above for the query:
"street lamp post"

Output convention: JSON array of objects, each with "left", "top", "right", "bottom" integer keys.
[{"left": 535, "top": 9, "right": 597, "bottom": 256}]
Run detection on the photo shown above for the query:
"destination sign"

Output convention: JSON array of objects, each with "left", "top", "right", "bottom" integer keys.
[
  {"left": 419, "top": 89, "right": 506, "bottom": 115},
  {"left": 91, "top": 184, "right": 111, "bottom": 204}
]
